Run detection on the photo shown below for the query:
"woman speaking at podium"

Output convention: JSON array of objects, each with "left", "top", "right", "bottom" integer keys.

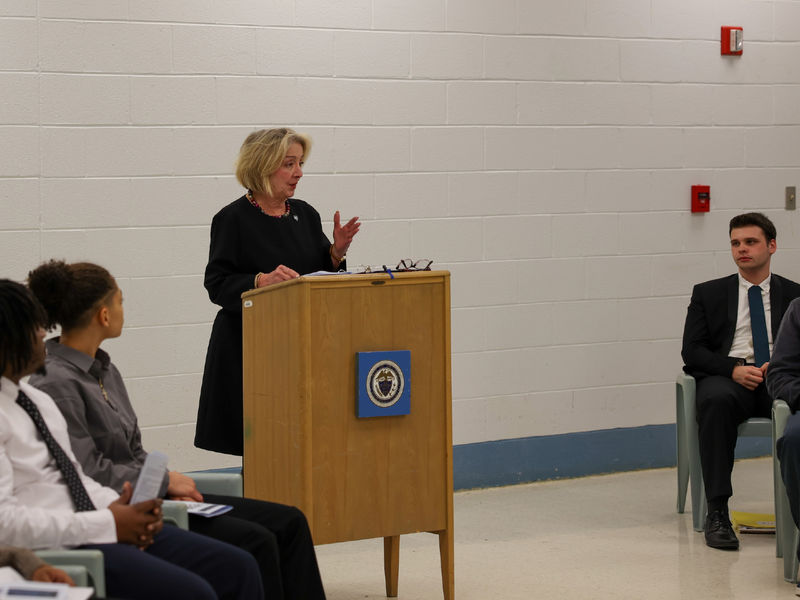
[{"left": 195, "top": 128, "right": 360, "bottom": 456}]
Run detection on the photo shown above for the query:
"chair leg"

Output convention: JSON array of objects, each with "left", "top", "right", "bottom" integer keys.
[
  {"left": 786, "top": 527, "right": 800, "bottom": 583},
  {"left": 692, "top": 478, "right": 707, "bottom": 532},
  {"left": 688, "top": 421, "right": 706, "bottom": 532},
  {"left": 775, "top": 438, "right": 784, "bottom": 558},
  {"left": 779, "top": 460, "right": 799, "bottom": 581},
  {"left": 677, "top": 384, "right": 689, "bottom": 514},
  {"left": 775, "top": 400, "right": 794, "bottom": 566}
]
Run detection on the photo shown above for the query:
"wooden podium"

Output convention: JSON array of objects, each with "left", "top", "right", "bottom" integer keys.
[{"left": 241, "top": 270, "right": 454, "bottom": 599}]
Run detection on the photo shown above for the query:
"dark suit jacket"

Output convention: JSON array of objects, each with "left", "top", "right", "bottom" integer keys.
[{"left": 682, "top": 273, "right": 800, "bottom": 380}]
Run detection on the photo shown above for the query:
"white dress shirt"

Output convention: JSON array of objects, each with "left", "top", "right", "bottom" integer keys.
[
  {"left": 0, "top": 376, "right": 118, "bottom": 549},
  {"left": 728, "top": 273, "right": 773, "bottom": 363}
]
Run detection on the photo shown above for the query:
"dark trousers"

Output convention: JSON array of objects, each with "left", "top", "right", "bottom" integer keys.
[
  {"left": 696, "top": 375, "right": 772, "bottom": 503},
  {"left": 190, "top": 494, "right": 326, "bottom": 600},
  {"left": 81, "top": 523, "right": 263, "bottom": 600},
  {"left": 778, "top": 411, "right": 800, "bottom": 558}
]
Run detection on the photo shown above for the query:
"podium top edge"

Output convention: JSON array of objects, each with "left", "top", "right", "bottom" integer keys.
[{"left": 241, "top": 269, "right": 450, "bottom": 299}]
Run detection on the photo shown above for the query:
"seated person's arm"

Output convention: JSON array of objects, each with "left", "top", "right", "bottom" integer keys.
[
  {"left": 107, "top": 481, "right": 163, "bottom": 549},
  {"left": 767, "top": 300, "right": 800, "bottom": 411},
  {"left": 41, "top": 389, "right": 155, "bottom": 495},
  {"left": 0, "top": 546, "right": 73, "bottom": 584},
  {"left": 167, "top": 471, "right": 203, "bottom": 502},
  {"left": 205, "top": 212, "right": 257, "bottom": 311},
  {"left": 682, "top": 284, "right": 741, "bottom": 378},
  {"left": 0, "top": 427, "right": 117, "bottom": 548}
]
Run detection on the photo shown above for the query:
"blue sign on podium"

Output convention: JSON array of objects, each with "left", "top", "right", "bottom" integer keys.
[{"left": 356, "top": 350, "right": 411, "bottom": 418}]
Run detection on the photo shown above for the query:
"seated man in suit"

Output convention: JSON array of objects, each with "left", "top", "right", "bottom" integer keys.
[
  {"left": 0, "top": 278, "right": 264, "bottom": 600},
  {"left": 682, "top": 212, "right": 800, "bottom": 550}
]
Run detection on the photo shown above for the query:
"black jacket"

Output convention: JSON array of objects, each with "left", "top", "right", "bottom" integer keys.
[
  {"left": 682, "top": 273, "right": 800, "bottom": 380},
  {"left": 196, "top": 196, "right": 338, "bottom": 455}
]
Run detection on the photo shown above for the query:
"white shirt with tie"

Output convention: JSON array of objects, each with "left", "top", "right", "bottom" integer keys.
[
  {"left": 728, "top": 273, "right": 772, "bottom": 364},
  {"left": 0, "top": 376, "right": 118, "bottom": 549}
]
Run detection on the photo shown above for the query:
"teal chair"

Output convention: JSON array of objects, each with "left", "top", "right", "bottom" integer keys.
[
  {"left": 773, "top": 399, "right": 799, "bottom": 582},
  {"left": 676, "top": 373, "right": 780, "bottom": 543},
  {"left": 162, "top": 471, "right": 244, "bottom": 531},
  {"left": 35, "top": 549, "right": 106, "bottom": 597},
  {"left": 186, "top": 471, "right": 243, "bottom": 497}
]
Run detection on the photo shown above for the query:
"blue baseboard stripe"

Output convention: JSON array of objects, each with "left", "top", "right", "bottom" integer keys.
[
  {"left": 191, "top": 424, "right": 771, "bottom": 493},
  {"left": 452, "top": 423, "right": 771, "bottom": 491}
]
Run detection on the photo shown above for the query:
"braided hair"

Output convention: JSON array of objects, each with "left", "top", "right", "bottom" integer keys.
[{"left": 0, "top": 279, "right": 47, "bottom": 383}]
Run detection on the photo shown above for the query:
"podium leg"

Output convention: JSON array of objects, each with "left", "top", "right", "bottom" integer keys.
[
  {"left": 438, "top": 528, "right": 454, "bottom": 600},
  {"left": 384, "top": 535, "right": 400, "bottom": 597}
]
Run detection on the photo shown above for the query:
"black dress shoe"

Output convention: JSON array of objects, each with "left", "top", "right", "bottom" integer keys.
[{"left": 704, "top": 509, "right": 739, "bottom": 550}]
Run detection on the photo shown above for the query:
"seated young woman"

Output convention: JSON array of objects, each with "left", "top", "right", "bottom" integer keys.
[{"left": 27, "top": 260, "right": 325, "bottom": 600}]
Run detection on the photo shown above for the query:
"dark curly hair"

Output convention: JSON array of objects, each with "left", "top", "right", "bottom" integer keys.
[
  {"left": 0, "top": 279, "right": 47, "bottom": 382},
  {"left": 27, "top": 260, "right": 116, "bottom": 332}
]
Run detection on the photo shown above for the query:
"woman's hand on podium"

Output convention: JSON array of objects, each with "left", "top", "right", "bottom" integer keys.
[{"left": 256, "top": 265, "right": 300, "bottom": 288}]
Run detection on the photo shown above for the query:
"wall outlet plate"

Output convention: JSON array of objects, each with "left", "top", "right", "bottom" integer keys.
[{"left": 787, "top": 186, "right": 796, "bottom": 211}]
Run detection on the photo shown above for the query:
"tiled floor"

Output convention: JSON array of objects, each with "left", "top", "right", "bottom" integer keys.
[{"left": 316, "top": 457, "right": 794, "bottom": 599}]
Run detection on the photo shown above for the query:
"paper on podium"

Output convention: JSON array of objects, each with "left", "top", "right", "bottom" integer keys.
[{"left": 304, "top": 270, "right": 350, "bottom": 276}]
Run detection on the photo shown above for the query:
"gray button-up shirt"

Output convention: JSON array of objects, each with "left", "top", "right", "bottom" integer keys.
[{"left": 29, "top": 338, "right": 168, "bottom": 497}]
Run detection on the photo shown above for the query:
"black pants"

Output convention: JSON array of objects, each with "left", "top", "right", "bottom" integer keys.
[
  {"left": 189, "top": 494, "right": 326, "bottom": 600},
  {"left": 82, "top": 523, "right": 263, "bottom": 600},
  {"left": 696, "top": 375, "right": 772, "bottom": 503}
]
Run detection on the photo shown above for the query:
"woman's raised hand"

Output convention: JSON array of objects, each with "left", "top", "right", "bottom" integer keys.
[{"left": 332, "top": 211, "right": 360, "bottom": 258}]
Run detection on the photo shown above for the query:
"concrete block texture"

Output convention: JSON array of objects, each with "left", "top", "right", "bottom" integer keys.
[
  {"left": 38, "top": 0, "right": 127, "bottom": 20},
  {"left": 412, "top": 33, "right": 483, "bottom": 79},
  {"left": 40, "top": 21, "right": 172, "bottom": 74},
  {"left": 334, "top": 31, "right": 410, "bottom": 79},
  {"left": 0, "top": 179, "right": 39, "bottom": 230},
  {"left": 41, "top": 75, "right": 130, "bottom": 125},
  {"left": 256, "top": 28, "right": 334, "bottom": 77},
  {"left": 172, "top": 25, "right": 256, "bottom": 75},
  {"left": 0, "top": 127, "right": 38, "bottom": 177},
  {"left": 373, "top": 0, "right": 445, "bottom": 32},
  {"left": 0, "top": 1, "right": 35, "bottom": 17},
  {"left": 5, "top": 1, "right": 800, "bottom": 462},
  {"left": 445, "top": 0, "right": 516, "bottom": 35},
  {"left": 0, "top": 73, "right": 38, "bottom": 124},
  {"left": 0, "top": 18, "right": 37, "bottom": 70}
]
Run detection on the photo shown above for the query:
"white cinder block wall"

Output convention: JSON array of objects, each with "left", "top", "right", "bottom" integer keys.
[{"left": 3, "top": 0, "right": 800, "bottom": 474}]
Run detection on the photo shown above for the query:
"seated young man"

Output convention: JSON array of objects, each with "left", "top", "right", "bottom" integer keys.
[
  {"left": 0, "top": 278, "right": 263, "bottom": 600},
  {"left": 682, "top": 212, "right": 800, "bottom": 550},
  {"left": 27, "top": 260, "right": 325, "bottom": 600}
]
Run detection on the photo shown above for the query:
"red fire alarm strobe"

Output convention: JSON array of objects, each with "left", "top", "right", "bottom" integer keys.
[
  {"left": 721, "top": 26, "right": 743, "bottom": 55},
  {"left": 692, "top": 185, "right": 710, "bottom": 213}
]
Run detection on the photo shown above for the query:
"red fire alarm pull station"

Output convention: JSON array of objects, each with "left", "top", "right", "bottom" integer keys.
[
  {"left": 692, "top": 185, "right": 710, "bottom": 213},
  {"left": 721, "top": 26, "right": 743, "bottom": 55}
]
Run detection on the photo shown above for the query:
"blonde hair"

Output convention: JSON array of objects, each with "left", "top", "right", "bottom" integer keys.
[{"left": 235, "top": 128, "right": 312, "bottom": 197}]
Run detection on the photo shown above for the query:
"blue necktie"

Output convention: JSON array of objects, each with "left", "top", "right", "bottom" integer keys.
[
  {"left": 16, "top": 390, "right": 96, "bottom": 512},
  {"left": 748, "top": 285, "right": 770, "bottom": 367}
]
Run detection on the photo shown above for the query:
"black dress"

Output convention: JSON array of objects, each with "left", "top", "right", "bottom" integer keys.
[{"left": 195, "top": 196, "right": 339, "bottom": 455}]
